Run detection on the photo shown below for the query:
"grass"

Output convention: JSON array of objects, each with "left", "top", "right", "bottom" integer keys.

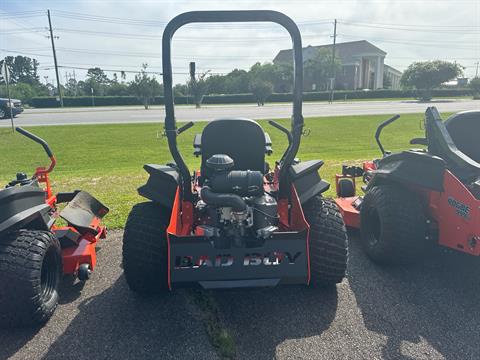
[
  {"left": 186, "top": 289, "right": 236, "bottom": 359},
  {"left": 0, "top": 112, "right": 448, "bottom": 229}
]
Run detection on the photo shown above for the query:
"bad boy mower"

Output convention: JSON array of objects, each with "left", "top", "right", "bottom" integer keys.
[
  {"left": 122, "top": 10, "right": 348, "bottom": 293},
  {"left": 335, "top": 107, "right": 480, "bottom": 264},
  {"left": 0, "top": 127, "right": 108, "bottom": 327}
]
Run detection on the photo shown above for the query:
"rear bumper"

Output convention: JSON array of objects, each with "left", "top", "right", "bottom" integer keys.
[{"left": 168, "top": 229, "right": 309, "bottom": 289}]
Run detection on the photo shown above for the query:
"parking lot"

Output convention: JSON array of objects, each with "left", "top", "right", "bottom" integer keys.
[{"left": 1, "top": 230, "right": 478, "bottom": 360}]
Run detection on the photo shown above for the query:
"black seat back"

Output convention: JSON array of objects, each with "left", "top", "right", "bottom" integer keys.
[
  {"left": 425, "top": 107, "right": 480, "bottom": 182},
  {"left": 445, "top": 111, "right": 480, "bottom": 163},
  {"left": 201, "top": 118, "right": 266, "bottom": 177}
]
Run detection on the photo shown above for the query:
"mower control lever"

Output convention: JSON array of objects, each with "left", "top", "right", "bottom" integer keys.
[
  {"left": 177, "top": 121, "right": 195, "bottom": 135},
  {"left": 16, "top": 127, "right": 54, "bottom": 158},
  {"left": 375, "top": 114, "right": 400, "bottom": 155},
  {"left": 268, "top": 120, "right": 292, "bottom": 146},
  {"left": 268, "top": 120, "right": 293, "bottom": 164}
]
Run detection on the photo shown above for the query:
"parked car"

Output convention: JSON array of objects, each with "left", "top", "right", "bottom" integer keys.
[{"left": 0, "top": 98, "right": 23, "bottom": 119}]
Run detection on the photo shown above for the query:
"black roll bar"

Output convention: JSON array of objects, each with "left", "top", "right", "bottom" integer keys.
[{"left": 162, "top": 10, "right": 304, "bottom": 198}]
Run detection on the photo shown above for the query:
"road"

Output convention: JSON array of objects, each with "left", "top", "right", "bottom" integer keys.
[
  {"left": 1, "top": 231, "right": 478, "bottom": 359},
  {"left": 2, "top": 99, "right": 479, "bottom": 127}
]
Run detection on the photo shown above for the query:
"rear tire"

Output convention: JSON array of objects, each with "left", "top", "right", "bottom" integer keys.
[
  {"left": 122, "top": 202, "right": 170, "bottom": 295},
  {"left": 303, "top": 196, "right": 348, "bottom": 286},
  {"left": 360, "top": 184, "right": 428, "bottom": 264},
  {"left": 0, "top": 230, "right": 62, "bottom": 327}
]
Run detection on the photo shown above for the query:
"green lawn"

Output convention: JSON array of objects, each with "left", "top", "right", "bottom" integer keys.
[{"left": 0, "top": 113, "right": 444, "bottom": 229}]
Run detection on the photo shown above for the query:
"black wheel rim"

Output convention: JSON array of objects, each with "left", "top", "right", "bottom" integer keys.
[
  {"left": 41, "top": 248, "right": 60, "bottom": 301},
  {"left": 365, "top": 207, "right": 381, "bottom": 247}
]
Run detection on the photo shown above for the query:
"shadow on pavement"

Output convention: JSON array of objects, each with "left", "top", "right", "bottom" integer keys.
[
  {"left": 348, "top": 238, "right": 480, "bottom": 360},
  {"left": 213, "top": 284, "right": 339, "bottom": 358},
  {"left": 40, "top": 276, "right": 217, "bottom": 360}
]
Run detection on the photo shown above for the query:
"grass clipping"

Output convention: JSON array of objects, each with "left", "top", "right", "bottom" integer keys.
[{"left": 187, "top": 289, "right": 236, "bottom": 359}]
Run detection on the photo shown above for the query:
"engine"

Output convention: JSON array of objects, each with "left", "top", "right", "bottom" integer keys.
[{"left": 196, "top": 154, "right": 278, "bottom": 248}]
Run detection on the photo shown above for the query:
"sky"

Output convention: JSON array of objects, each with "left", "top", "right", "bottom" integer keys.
[{"left": 1, "top": 0, "right": 479, "bottom": 86}]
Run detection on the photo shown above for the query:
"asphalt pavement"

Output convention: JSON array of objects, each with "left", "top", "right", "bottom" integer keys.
[
  {"left": 1, "top": 99, "right": 479, "bottom": 127},
  {"left": 1, "top": 231, "right": 478, "bottom": 360}
]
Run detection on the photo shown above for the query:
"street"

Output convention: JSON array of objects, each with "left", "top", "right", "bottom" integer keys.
[
  {"left": 2, "top": 99, "right": 479, "bottom": 127},
  {"left": 1, "top": 231, "right": 478, "bottom": 359}
]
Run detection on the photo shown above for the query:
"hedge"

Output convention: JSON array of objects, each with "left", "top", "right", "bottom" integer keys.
[{"left": 29, "top": 88, "right": 472, "bottom": 108}]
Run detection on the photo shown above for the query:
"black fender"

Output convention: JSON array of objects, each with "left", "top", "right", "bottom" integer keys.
[
  {"left": 288, "top": 160, "right": 330, "bottom": 204},
  {"left": 138, "top": 164, "right": 180, "bottom": 209},
  {"left": 367, "top": 150, "right": 446, "bottom": 192},
  {"left": 0, "top": 185, "right": 51, "bottom": 233}
]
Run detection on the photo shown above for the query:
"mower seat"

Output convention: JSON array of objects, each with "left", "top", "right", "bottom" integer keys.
[
  {"left": 425, "top": 107, "right": 480, "bottom": 183},
  {"left": 200, "top": 118, "right": 267, "bottom": 177},
  {"left": 445, "top": 110, "right": 480, "bottom": 164},
  {"left": 60, "top": 191, "right": 109, "bottom": 234}
]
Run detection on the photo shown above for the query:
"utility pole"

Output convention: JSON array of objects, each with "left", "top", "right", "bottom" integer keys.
[
  {"left": 47, "top": 9, "right": 63, "bottom": 107},
  {"left": 475, "top": 61, "right": 479, "bottom": 78},
  {"left": 73, "top": 69, "right": 77, "bottom": 96},
  {"left": 329, "top": 19, "right": 337, "bottom": 103},
  {"left": 2, "top": 61, "right": 15, "bottom": 132}
]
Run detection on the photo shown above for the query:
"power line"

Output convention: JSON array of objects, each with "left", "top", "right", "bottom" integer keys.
[
  {"left": 338, "top": 20, "right": 480, "bottom": 34},
  {"left": 338, "top": 34, "right": 474, "bottom": 50},
  {"left": 51, "top": 10, "right": 332, "bottom": 28},
  {"left": 1, "top": 48, "right": 273, "bottom": 62},
  {"left": 53, "top": 27, "right": 329, "bottom": 43},
  {"left": 337, "top": 19, "right": 479, "bottom": 29},
  {"left": 52, "top": 47, "right": 274, "bottom": 60}
]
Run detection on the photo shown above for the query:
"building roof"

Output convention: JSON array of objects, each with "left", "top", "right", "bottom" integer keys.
[
  {"left": 273, "top": 40, "right": 387, "bottom": 65},
  {"left": 384, "top": 64, "right": 402, "bottom": 75}
]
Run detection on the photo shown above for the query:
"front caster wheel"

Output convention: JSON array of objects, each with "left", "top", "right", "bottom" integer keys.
[{"left": 78, "top": 263, "right": 92, "bottom": 281}]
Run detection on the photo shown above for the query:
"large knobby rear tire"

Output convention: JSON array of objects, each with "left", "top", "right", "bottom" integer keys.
[
  {"left": 360, "top": 184, "right": 428, "bottom": 264},
  {"left": 122, "top": 202, "right": 170, "bottom": 295},
  {"left": 303, "top": 196, "right": 348, "bottom": 286},
  {"left": 0, "top": 230, "right": 62, "bottom": 327}
]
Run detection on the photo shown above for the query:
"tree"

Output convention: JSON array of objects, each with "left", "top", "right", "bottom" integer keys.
[
  {"left": 0, "top": 56, "right": 40, "bottom": 85},
  {"left": 303, "top": 48, "right": 341, "bottom": 91},
  {"left": 249, "top": 62, "right": 293, "bottom": 93},
  {"left": 64, "top": 78, "right": 79, "bottom": 96},
  {"left": 400, "top": 60, "right": 463, "bottom": 101},
  {"left": 188, "top": 71, "right": 209, "bottom": 108},
  {"left": 469, "top": 77, "right": 480, "bottom": 99},
  {"left": 129, "top": 64, "right": 161, "bottom": 109},
  {"left": 83, "top": 67, "right": 110, "bottom": 96},
  {"left": 249, "top": 79, "right": 273, "bottom": 106}
]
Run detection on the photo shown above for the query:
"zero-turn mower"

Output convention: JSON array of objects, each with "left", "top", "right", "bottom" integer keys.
[
  {"left": 335, "top": 107, "right": 480, "bottom": 264},
  {"left": 0, "top": 127, "right": 108, "bottom": 327},
  {"left": 122, "top": 10, "right": 348, "bottom": 293}
]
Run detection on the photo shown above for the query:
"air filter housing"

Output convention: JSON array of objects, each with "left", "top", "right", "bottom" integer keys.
[{"left": 206, "top": 154, "right": 234, "bottom": 172}]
